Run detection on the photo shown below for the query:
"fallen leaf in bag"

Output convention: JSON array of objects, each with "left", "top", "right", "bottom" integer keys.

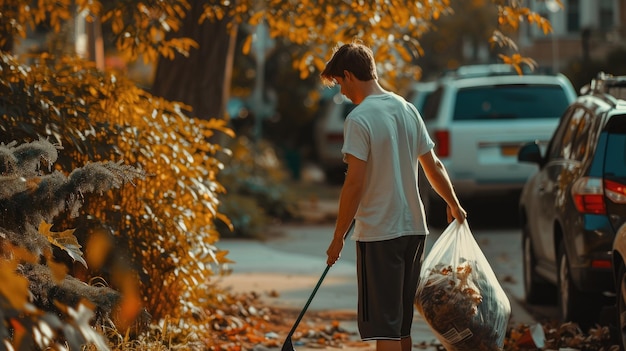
[{"left": 416, "top": 260, "right": 503, "bottom": 351}]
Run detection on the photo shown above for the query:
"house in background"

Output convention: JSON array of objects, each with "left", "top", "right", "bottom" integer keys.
[{"left": 517, "top": 0, "right": 625, "bottom": 73}]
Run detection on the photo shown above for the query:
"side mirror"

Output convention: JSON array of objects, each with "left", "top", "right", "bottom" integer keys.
[{"left": 518, "top": 142, "right": 544, "bottom": 166}]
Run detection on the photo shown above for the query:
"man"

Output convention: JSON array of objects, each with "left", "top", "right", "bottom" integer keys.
[{"left": 321, "top": 42, "right": 466, "bottom": 351}]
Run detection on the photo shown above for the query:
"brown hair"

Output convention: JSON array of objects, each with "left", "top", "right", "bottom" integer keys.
[{"left": 320, "top": 42, "right": 378, "bottom": 86}]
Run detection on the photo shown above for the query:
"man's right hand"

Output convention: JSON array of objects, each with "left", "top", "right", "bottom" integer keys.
[{"left": 447, "top": 204, "right": 467, "bottom": 224}]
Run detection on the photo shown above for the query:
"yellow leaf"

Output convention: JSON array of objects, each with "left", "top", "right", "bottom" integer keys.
[
  {"left": 7, "top": 245, "right": 38, "bottom": 264},
  {"left": 249, "top": 10, "right": 265, "bottom": 26},
  {"left": 85, "top": 229, "right": 113, "bottom": 271},
  {"left": 38, "top": 221, "right": 87, "bottom": 268},
  {"left": 242, "top": 35, "right": 253, "bottom": 55},
  {"left": 0, "top": 260, "right": 29, "bottom": 309},
  {"left": 214, "top": 250, "right": 235, "bottom": 264},
  {"left": 47, "top": 258, "right": 69, "bottom": 283}
]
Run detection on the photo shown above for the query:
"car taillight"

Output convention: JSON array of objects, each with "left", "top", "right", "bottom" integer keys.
[
  {"left": 572, "top": 177, "right": 605, "bottom": 214},
  {"left": 591, "top": 259, "right": 612, "bottom": 269},
  {"left": 434, "top": 130, "right": 450, "bottom": 158},
  {"left": 605, "top": 179, "right": 626, "bottom": 204},
  {"left": 572, "top": 177, "right": 626, "bottom": 214}
]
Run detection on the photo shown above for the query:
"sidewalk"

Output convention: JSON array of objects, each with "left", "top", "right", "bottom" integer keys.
[{"left": 216, "top": 197, "right": 537, "bottom": 351}]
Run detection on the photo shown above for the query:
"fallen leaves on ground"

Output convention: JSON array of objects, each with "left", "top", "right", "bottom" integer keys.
[
  {"left": 204, "top": 290, "right": 362, "bottom": 351},
  {"left": 206, "top": 290, "right": 621, "bottom": 351},
  {"left": 505, "top": 321, "right": 620, "bottom": 351}
]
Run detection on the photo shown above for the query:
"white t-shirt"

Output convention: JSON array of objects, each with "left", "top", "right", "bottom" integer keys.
[{"left": 341, "top": 92, "right": 434, "bottom": 242}]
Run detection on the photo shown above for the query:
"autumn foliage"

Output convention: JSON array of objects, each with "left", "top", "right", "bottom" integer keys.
[{"left": 0, "top": 48, "right": 240, "bottom": 344}]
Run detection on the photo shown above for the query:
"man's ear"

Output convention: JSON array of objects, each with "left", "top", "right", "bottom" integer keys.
[{"left": 343, "top": 70, "right": 352, "bottom": 80}]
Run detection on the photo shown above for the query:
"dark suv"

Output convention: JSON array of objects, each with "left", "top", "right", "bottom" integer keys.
[{"left": 518, "top": 73, "right": 626, "bottom": 328}]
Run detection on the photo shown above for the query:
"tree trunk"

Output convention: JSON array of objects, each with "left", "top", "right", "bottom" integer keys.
[{"left": 151, "top": 0, "right": 237, "bottom": 121}]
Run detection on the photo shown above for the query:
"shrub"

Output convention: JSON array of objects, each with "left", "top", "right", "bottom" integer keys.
[
  {"left": 0, "top": 52, "right": 235, "bottom": 344},
  {"left": 0, "top": 138, "right": 144, "bottom": 350},
  {"left": 217, "top": 137, "right": 299, "bottom": 238}
]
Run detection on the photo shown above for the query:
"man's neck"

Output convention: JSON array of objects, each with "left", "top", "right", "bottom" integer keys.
[{"left": 352, "top": 80, "right": 386, "bottom": 104}]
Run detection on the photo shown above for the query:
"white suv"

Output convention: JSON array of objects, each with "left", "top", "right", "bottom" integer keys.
[{"left": 419, "top": 65, "right": 577, "bottom": 224}]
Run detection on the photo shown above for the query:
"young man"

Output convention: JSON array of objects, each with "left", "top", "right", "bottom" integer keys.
[{"left": 321, "top": 42, "right": 466, "bottom": 351}]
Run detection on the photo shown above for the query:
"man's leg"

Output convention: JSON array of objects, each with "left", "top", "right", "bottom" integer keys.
[
  {"left": 376, "top": 339, "right": 402, "bottom": 351},
  {"left": 401, "top": 336, "right": 412, "bottom": 351}
]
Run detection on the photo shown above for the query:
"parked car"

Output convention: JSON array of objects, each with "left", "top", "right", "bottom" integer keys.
[
  {"left": 519, "top": 73, "right": 626, "bottom": 329},
  {"left": 313, "top": 91, "right": 356, "bottom": 183},
  {"left": 419, "top": 65, "right": 577, "bottom": 225},
  {"left": 605, "top": 77, "right": 626, "bottom": 348}
]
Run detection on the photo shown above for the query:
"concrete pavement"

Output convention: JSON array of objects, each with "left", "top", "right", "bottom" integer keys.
[{"left": 216, "top": 198, "right": 537, "bottom": 351}]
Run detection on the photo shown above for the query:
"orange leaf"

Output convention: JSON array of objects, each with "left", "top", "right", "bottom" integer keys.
[
  {"left": 0, "top": 260, "right": 29, "bottom": 309},
  {"left": 47, "top": 258, "right": 69, "bottom": 283}
]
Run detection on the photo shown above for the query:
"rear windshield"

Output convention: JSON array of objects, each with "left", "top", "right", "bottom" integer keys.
[
  {"left": 453, "top": 84, "right": 571, "bottom": 121},
  {"left": 603, "top": 116, "right": 626, "bottom": 178}
]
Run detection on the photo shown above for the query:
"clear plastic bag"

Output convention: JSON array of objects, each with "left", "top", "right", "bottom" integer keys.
[{"left": 415, "top": 220, "right": 511, "bottom": 351}]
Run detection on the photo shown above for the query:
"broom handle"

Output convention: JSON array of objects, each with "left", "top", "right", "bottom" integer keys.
[{"left": 285, "top": 220, "right": 355, "bottom": 339}]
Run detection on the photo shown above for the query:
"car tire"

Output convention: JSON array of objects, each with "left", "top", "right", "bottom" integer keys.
[
  {"left": 557, "top": 242, "right": 602, "bottom": 328},
  {"left": 617, "top": 265, "right": 626, "bottom": 350},
  {"left": 522, "top": 226, "right": 555, "bottom": 304}
]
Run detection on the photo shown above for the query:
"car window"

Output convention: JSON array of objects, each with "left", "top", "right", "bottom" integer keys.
[
  {"left": 569, "top": 111, "right": 593, "bottom": 161},
  {"left": 547, "top": 107, "right": 576, "bottom": 160},
  {"left": 412, "top": 91, "right": 434, "bottom": 112},
  {"left": 604, "top": 134, "right": 626, "bottom": 178},
  {"left": 555, "top": 108, "right": 590, "bottom": 160},
  {"left": 603, "top": 116, "right": 626, "bottom": 179},
  {"left": 452, "top": 84, "right": 571, "bottom": 121},
  {"left": 421, "top": 87, "right": 443, "bottom": 121}
]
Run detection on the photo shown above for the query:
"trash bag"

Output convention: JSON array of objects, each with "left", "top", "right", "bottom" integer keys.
[{"left": 415, "top": 220, "right": 511, "bottom": 351}]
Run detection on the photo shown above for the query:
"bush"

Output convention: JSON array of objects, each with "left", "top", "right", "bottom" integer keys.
[
  {"left": 0, "top": 138, "right": 144, "bottom": 350},
  {"left": 0, "top": 52, "right": 235, "bottom": 345},
  {"left": 217, "top": 137, "right": 299, "bottom": 238}
]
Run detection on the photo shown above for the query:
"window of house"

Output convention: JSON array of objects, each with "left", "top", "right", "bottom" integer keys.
[
  {"left": 599, "top": 0, "right": 614, "bottom": 31},
  {"left": 567, "top": 0, "right": 581, "bottom": 32}
]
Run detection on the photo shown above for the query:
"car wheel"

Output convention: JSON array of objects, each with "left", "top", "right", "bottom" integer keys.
[
  {"left": 557, "top": 242, "right": 601, "bottom": 328},
  {"left": 617, "top": 265, "right": 626, "bottom": 350},
  {"left": 522, "top": 226, "right": 554, "bottom": 304}
]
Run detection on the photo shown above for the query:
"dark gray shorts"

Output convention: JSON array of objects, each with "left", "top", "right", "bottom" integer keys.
[{"left": 356, "top": 235, "right": 426, "bottom": 341}]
